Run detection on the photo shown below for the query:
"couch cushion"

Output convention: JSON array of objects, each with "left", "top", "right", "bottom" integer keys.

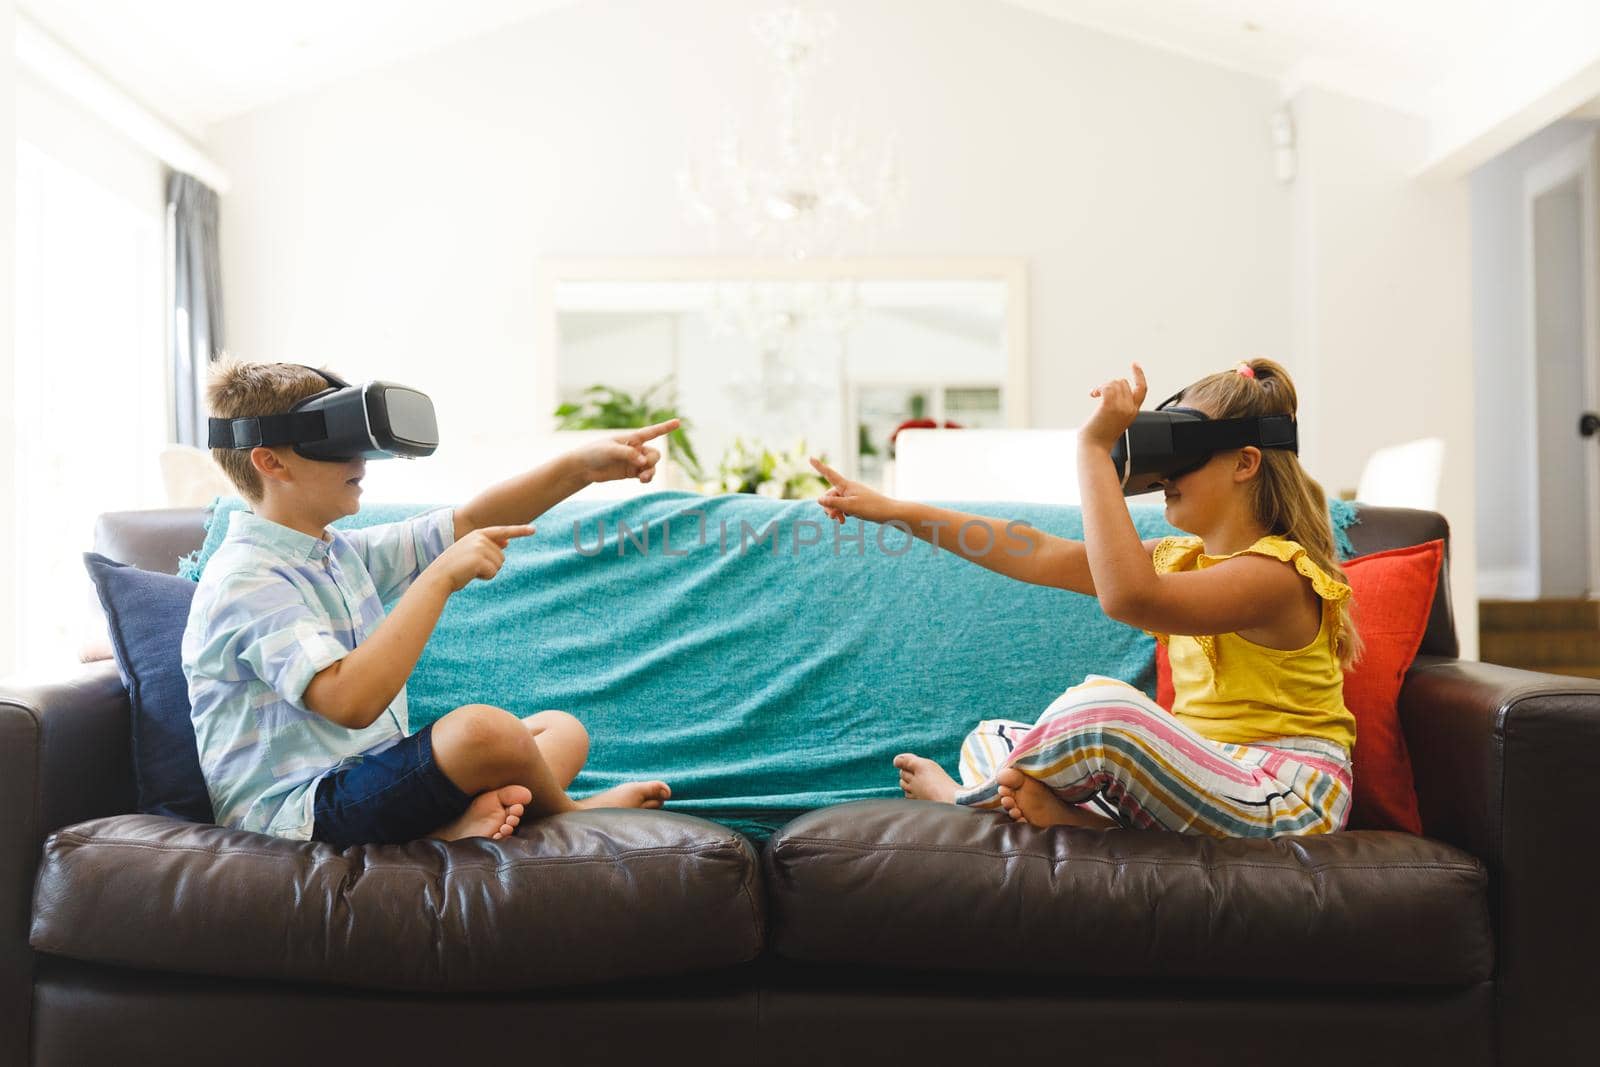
[
  {"left": 32, "top": 811, "right": 763, "bottom": 992},
  {"left": 1339, "top": 540, "right": 1443, "bottom": 833},
  {"left": 765, "top": 800, "right": 1491, "bottom": 987},
  {"left": 1344, "top": 504, "right": 1457, "bottom": 658},
  {"left": 94, "top": 507, "right": 208, "bottom": 575},
  {"left": 81, "top": 553, "right": 214, "bottom": 823}
]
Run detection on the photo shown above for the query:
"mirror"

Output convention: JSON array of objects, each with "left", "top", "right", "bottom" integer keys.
[{"left": 536, "top": 259, "right": 1028, "bottom": 491}]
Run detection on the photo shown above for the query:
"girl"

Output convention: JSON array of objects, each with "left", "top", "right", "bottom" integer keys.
[{"left": 808, "top": 358, "right": 1361, "bottom": 838}]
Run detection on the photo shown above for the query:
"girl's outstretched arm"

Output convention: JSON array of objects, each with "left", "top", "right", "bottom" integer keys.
[{"left": 809, "top": 457, "right": 1157, "bottom": 595}]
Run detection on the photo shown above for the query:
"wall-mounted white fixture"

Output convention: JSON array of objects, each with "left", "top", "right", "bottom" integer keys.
[{"left": 1271, "top": 105, "right": 1296, "bottom": 184}]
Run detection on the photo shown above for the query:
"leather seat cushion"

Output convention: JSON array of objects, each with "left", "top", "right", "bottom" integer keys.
[
  {"left": 764, "top": 800, "right": 1491, "bottom": 986},
  {"left": 31, "top": 811, "right": 763, "bottom": 991}
]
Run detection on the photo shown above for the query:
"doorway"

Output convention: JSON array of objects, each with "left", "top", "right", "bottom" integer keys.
[{"left": 1525, "top": 135, "right": 1600, "bottom": 598}]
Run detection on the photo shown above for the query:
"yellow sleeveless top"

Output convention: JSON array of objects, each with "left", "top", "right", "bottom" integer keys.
[{"left": 1148, "top": 534, "right": 1356, "bottom": 753}]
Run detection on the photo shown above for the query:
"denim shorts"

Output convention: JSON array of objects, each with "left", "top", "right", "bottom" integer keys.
[{"left": 310, "top": 724, "right": 472, "bottom": 847}]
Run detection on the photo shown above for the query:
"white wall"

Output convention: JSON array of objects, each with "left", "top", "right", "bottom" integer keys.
[
  {"left": 0, "top": 0, "right": 16, "bottom": 677},
  {"left": 206, "top": 0, "right": 1484, "bottom": 651},
  {"left": 1289, "top": 87, "right": 1477, "bottom": 657},
  {"left": 1470, "top": 119, "right": 1600, "bottom": 599},
  {"left": 14, "top": 68, "right": 168, "bottom": 230},
  {"left": 206, "top": 0, "right": 1293, "bottom": 449}
]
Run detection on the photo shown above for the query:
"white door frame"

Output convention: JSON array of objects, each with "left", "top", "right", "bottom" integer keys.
[{"left": 1522, "top": 132, "right": 1600, "bottom": 599}]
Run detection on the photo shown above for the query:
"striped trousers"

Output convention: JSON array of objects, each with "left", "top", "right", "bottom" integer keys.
[{"left": 953, "top": 676, "right": 1352, "bottom": 838}]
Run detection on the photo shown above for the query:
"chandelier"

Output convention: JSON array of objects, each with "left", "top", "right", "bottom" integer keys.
[
  {"left": 704, "top": 279, "right": 861, "bottom": 353},
  {"left": 706, "top": 280, "right": 852, "bottom": 418},
  {"left": 678, "top": 5, "right": 904, "bottom": 261}
]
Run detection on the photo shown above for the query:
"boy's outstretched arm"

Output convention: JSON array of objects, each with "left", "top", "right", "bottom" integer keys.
[
  {"left": 453, "top": 419, "right": 680, "bottom": 541},
  {"left": 303, "top": 525, "right": 534, "bottom": 728}
]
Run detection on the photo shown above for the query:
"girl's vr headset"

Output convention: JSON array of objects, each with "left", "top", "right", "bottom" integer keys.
[
  {"left": 1109, "top": 389, "right": 1298, "bottom": 496},
  {"left": 208, "top": 367, "right": 438, "bottom": 462}
]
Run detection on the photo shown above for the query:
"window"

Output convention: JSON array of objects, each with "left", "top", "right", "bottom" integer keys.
[{"left": 14, "top": 140, "right": 166, "bottom": 670}]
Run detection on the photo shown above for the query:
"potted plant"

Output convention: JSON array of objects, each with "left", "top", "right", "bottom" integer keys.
[{"left": 710, "top": 438, "right": 830, "bottom": 499}]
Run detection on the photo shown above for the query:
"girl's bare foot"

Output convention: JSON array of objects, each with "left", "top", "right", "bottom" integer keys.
[
  {"left": 577, "top": 780, "right": 671, "bottom": 810},
  {"left": 432, "top": 785, "right": 533, "bottom": 841},
  {"left": 894, "top": 753, "right": 958, "bottom": 802},
  {"left": 996, "top": 768, "right": 1118, "bottom": 829}
]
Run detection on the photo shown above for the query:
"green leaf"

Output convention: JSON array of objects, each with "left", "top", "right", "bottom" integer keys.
[
  {"left": 552, "top": 376, "right": 704, "bottom": 476},
  {"left": 670, "top": 427, "right": 700, "bottom": 469}
]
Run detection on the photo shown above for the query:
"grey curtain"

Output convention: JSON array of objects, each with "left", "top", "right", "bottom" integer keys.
[{"left": 168, "top": 171, "right": 225, "bottom": 446}]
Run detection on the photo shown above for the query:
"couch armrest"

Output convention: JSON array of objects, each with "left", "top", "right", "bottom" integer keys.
[
  {"left": 0, "top": 661, "right": 135, "bottom": 1067},
  {"left": 1399, "top": 655, "right": 1600, "bottom": 1067}
]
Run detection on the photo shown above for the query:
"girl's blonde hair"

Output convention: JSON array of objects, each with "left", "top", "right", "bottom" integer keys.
[{"left": 1176, "top": 358, "right": 1364, "bottom": 669}]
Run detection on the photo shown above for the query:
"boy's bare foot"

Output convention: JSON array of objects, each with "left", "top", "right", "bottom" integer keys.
[
  {"left": 577, "top": 780, "right": 671, "bottom": 810},
  {"left": 432, "top": 785, "right": 533, "bottom": 841},
  {"left": 996, "top": 767, "right": 1117, "bottom": 829},
  {"left": 894, "top": 753, "right": 958, "bottom": 803}
]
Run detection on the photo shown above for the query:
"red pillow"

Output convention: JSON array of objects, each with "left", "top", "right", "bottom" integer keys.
[{"left": 1154, "top": 539, "right": 1443, "bottom": 834}]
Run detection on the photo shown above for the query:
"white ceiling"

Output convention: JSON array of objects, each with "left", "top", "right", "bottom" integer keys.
[
  {"left": 1011, "top": 1, "right": 1600, "bottom": 127},
  {"left": 16, "top": 0, "right": 1600, "bottom": 137},
  {"left": 16, "top": 0, "right": 583, "bottom": 136}
]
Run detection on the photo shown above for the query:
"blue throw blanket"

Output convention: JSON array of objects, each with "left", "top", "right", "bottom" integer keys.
[{"left": 184, "top": 492, "right": 1358, "bottom": 838}]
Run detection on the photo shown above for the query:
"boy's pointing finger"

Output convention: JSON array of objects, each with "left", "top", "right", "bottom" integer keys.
[
  {"left": 630, "top": 419, "right": 681, "bottom": 444},
  {"left": 480, "top": 524, "right": 537, "bottom": 544}
]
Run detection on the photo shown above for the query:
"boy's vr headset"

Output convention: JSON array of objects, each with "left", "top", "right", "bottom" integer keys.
[
  {"left": 1109, "top": 389, "right": 1298, "bottom": 496},
  {"left": 208, "top": 367, "right": 438, "bottom": 462}
]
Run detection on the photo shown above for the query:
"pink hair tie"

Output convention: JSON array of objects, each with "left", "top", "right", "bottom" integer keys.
[{"left": 1235, "top": 362, "right": 1256, "bottom": 379}]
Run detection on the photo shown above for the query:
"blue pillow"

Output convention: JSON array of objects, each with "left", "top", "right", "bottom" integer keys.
[{"left": 83, "top": 552, "right": 214, "bottom": 822}]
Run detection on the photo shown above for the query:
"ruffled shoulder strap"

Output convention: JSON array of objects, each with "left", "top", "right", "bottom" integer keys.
[
  {"left": 1161, "top": 536, "right": 1352, "bottom": 667},
  {"left": 1146, "top": 537, "right": 1202, "bottom": 647},
  {"left": 1151, "top": 536, "right": 1205, "bottom": 575},
  {"left": 1203, "top": 536, "right": 1352, "bottom": 606}
]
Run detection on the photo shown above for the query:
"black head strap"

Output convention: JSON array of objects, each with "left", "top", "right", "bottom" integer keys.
[
  {"left": 206, "top": 365, "right": 348, "bottom": 450},
  {"left": 1172, "top": 414, "right": 1298, "bottom": 455},
  {"left": 1155, "top": 389, "right": 1298, "bottom": 455},
  {"left": 208, "top": 409, "right": 328, "bottom": 449}
]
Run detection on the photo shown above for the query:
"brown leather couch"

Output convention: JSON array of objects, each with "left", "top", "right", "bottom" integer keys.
[{"left": 3, "top": 505, "right": 1596, "bottom": 1066}]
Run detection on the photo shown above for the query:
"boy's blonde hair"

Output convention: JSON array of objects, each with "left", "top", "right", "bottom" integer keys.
[
  {"left": 1176, "top": 358, "right": 1364, "bottom": 670},
  {"left": 206, "top": 358, "right": 335, "bottom": 503}
]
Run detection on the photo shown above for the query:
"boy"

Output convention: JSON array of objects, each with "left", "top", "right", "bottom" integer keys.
[{"left": 182, "top": 358, "right": 672, "bottom": 846}]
